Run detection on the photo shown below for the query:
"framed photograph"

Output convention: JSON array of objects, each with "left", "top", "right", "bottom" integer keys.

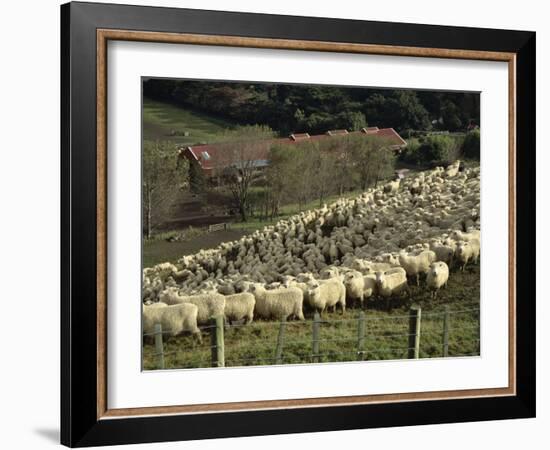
[{"left": 61, "top": 1, "right": 536, "bottom": 447}]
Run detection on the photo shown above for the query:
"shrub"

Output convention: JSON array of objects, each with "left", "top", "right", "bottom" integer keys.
[
  {"left": 404, "top": 135, "right": 455, "bottom": 166},
  {"left": 400, "top": 138, "right": 421, "bottom": 164},
  {"left": 462, "top": 129, "right": 480, "bottom": 160}
]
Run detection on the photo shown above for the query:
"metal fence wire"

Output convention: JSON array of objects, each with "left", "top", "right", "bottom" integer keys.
[{"left": 143, "top": 305, "right": 480, "bottom": 370}]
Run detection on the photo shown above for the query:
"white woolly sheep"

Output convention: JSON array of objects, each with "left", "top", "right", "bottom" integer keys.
[
  {"left": 224, "top": 292, "right": 255, "bottom": 324},
  {"left": 159, "top": 290, "right": 226, "bottom": 324},
  {"left": 398, "top": 250, "right": 436, "bottom": 286},
  {"left": 384, "top": 179, "right": 400, "bottom": 194},
  {"left": 351, "top": 259, "right": 393, "bottom": 275},
  {"left": 217, "top": 283, "right": 236, "bottom": 295},
  {"left": 363, "top": 274, "right": 377, "bottom": 302},
  {"left": 450, "top": 229, "right": 480, "bottom": 243},
  {"left": 142, "top": 161, "right": 480, "bottom": 320},
  {"left": 343, "top": 271, "right": 365, "bottom": 308},
  {"left": 455, "top": 238, "right": 480, "bottom": 271},
  {"left": 375, "top": 253, "right": 400, "bottom": 266},
  {"left": 445, "top": 160, "right": 461, "bottom": 178},
  {"left": 143, "top": 302, "right": 201, "bottom": 343},
  {"left": 307, "top": 278, "right": 346, "bottom": 315},
  {"left": 426, "top": 262, "right": 449, "bottom": 298},
  {"left": 249, "top": 284, "right": 305, "bottom": 321},
  {"left": 319, "top": 266, "right": 343, "bottom": 280},
  {"left": 282, "top": 279, "right": 311, "bottom": 306},
  {"left": 375, "top": 267, "right": 410, "bottom": 310},
  {"left": 430, "top": 242, "right": 455, "bottom": 265}
]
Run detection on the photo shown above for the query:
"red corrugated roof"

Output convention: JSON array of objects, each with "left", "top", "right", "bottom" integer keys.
[
  {"left": 183, "top": 128, "right": 406, "bottom": 173},
  {"left": 373, "top": 127, "right": 408, "bottom": 146},
  {"left": 326, "top": 129, "right": 349, "bottom": 136}
]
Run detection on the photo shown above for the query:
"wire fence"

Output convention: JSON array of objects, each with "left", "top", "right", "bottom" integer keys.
[{"left": 142, "top": 304, "right": 480, "bottom": 370}]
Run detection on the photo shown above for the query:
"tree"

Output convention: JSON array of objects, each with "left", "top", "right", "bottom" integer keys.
[
  {"left": 142, "top": 141, "right": 186, "bottom": 239},
  {"left": 441, "top": 99, "right": 463, "bottom": 131},
  {"left": 311, "top": 144, "right": 339, "bottom": 206},
  {"left": 143, "top": 79, "right": 480, "bottom": 136},
  {"left": 370, "top": 143, "right": 397, "bottom": 187},
  {"left": 267, "top": 141, "right": 318, "bottom": 212},
  {"left": 349, "top": 134, "right": 395, "bottom": 190},
  {"left": 335, "top": 111, "right": 367, "bottom": 131},
  {"left": 416, "top": 135, "right": 455, "bottom": 164},
  {"left": 188, "top": 159, "right": 207, "bottom": 194},
  {"left": 265, "top": 143, "right": 295, "bottom": 219},
  {"left": 364, "top": 91, "right": 431, "bottom": 132},
  {"left": 332, "top": 137, "right": 356, "bottom": 195},
  {"left": 214, "top": 125, "right": 275, "bottom": 222},
  {"left": 290, "top": 142, "right": 319, "bottom": 209},
  {"left": 462, "top": 129, "right": 480, "bottom": 159},
  {"left": 399, "top": 137, "right": 422, "bottom": 164}
]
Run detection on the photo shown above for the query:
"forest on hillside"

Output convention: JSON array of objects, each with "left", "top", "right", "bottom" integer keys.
[{"left": 143, "top": 78, "right": 480, "bottom": 136}]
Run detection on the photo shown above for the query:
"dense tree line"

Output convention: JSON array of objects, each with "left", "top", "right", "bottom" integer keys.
[{"left": 143, "top": 79, "right": 480, "bottom": 135}]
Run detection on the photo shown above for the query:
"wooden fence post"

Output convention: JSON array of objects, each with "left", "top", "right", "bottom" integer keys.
[
  {"left": 274, "top": 317, "right": 287, "bottom": 364},
  {"left": 357, "top": 311, "right": 366, "bottom": 361},
  {"left": 154, "top": 323, "right": 165, "bottom": 370},
  {"left": 408, "top": 306, "right": 421, "bottom": 359},
  {"left": 312, "top": 312, "right": 321, "bottom": 363},
  {"left": 210, "top": 315, "right": 225, "bottom": 367},
  {"left": 442, "top": 305, "right": 450, "bottom": 357}
]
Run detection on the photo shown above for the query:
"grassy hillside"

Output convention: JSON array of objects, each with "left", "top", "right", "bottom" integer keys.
[
  {"left": 143, "top": 264, "right": 480, "bottom": 370},
  {"left": 143, "top": 97, "right": 235, "bottom": 145}
]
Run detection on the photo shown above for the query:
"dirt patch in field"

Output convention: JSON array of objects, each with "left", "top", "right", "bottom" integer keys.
[
  {"left": 160, "top": 191, "right": 237, "bottom": 230},
  {"left": 143, "top": 229, "right": 248, "bottom": 267}
]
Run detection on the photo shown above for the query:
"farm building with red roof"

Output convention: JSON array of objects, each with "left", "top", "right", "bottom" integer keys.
[{"left": 179, "top": 127, "right": 407, "bottom": 179}]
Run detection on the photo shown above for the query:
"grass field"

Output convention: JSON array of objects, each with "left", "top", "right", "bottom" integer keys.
[
  {"left": 143, "top": 97, "right": 234, "bottom": 145},
  {"left": 142, "top": 264, "right": 480, "bottom": 370}
]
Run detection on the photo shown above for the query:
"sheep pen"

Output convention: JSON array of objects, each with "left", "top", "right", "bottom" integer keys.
[{"left": 142, "top": 162, "right": 481, "bottom": 370}]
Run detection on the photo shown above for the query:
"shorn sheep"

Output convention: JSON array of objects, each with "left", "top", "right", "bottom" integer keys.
[
  {"left": 159, "top": 290, "right": 226, "bottom": 324},
  {"left": 224, "top": 292, "right": 255, "bottom": 324},
  {"left": 375, "top": 267, "right": 410, "bottom": 310},
  {"left": 142, "top": 302, "right": 201, "bottom": 343},
  {"left": 426, "top": 262, "right": 449, "bottom": 298},
  {"left": 249, "top": 284, "right": 305, "bottom": 321}
]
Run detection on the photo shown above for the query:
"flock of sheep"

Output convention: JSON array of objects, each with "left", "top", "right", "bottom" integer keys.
[{"left": 143, "top": 160, "right": 480, "bottom": 344}]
